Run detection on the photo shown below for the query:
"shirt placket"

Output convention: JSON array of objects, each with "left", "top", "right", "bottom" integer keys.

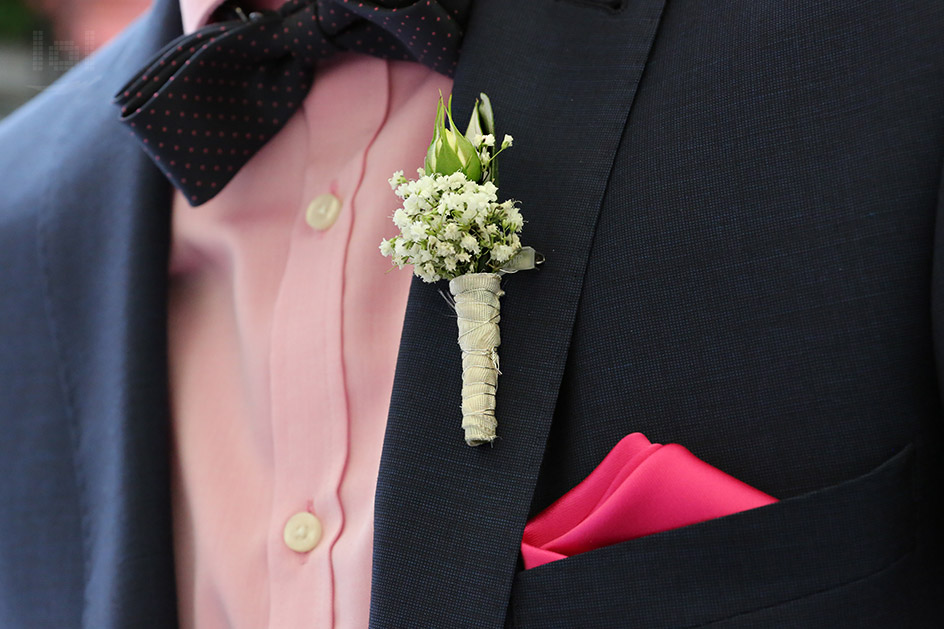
[{"left": 264, "top": 57, "right": 390, "bottom": 628}]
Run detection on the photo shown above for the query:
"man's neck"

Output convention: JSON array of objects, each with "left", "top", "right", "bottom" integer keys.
[{"left": 179, "top": 0, "right": 282, "bottom": 33}]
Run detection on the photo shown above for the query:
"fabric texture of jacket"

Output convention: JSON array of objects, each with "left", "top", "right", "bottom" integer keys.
[{"left": 1, "top": 0, "right": 943, "bottom": 626}]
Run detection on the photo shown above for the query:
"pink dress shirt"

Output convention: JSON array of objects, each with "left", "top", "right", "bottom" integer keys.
[{"left": 169, "top": 2, "right": 453, "bottom": 627}]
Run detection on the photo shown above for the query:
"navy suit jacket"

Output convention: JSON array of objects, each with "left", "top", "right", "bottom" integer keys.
[{"left": 2, "top": 0, "right": 943, "bottom": 626}]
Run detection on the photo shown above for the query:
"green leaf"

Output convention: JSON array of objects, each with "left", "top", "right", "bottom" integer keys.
[
  {"left": 477, "top": 93, "right": 495, "bottom": 137},
  {"left": 424, "top": 98, "right": 446, "bottom": 173},
  {"left": 465, "top": 97, "right": 484, "bottom": 143}
]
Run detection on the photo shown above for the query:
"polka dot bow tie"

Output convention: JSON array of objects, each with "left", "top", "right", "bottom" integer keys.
[{"left": 114, "top": 0, "right": 470, "bottom": 206}]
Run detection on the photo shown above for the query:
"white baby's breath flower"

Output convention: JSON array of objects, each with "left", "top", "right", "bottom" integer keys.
[
  {"left": 410, "top": 220, "right": 429, "bottom": 240},
  {"left": 446, "top": 172, "right": 468, "bottom": 189},
  {"left": 440, "top": 192, "right": 463, "bottom": 213},
  {"left": 389, "top": 170, "right": 406, "bottom": 189},
  {"left": 382, "top": 140, "right": 526, "bottom": 282},
  {"left": 491, "top": 243, "right": 517, "bottom": 263},
  {"left": 501, "top": 134, "right": 513, "bottom": 149},
  {"left": 466, "top": 191, "right": 491, "bottom": 211},
  {"left": 416, "top": 175, "right": 437, "bottom": 199},
  {"left": 460, "top": 206, "right": 479, "bottom": 225},
  {"left": 460, "top": 233, "right": 480, "bottom": 254},
  {"left": 402, "top": 195, "right": 425, "bottom": 215},
  {"left": 443, "top": 223, "right": 461, "bottom": 241},
  {"left": 418, "top": 262, "right": 440, "bottom": 283},
  {"left": 393, "top": 208, "right": 410, "bottom": 229},
  {"left": 504, "top": 205, "right": 524, "bottom": 230}
]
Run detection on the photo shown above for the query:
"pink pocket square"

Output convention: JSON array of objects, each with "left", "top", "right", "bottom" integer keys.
[{"left": 521, "top": 433, "right": 778, "bottom": 569}]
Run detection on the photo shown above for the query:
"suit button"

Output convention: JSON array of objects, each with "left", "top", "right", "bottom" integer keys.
[
  {"left": 305, "top": 193, "right": 342, "bottom": 230},
  {"left": 283, "top": 512, "right": 323, "bottom": 553}
]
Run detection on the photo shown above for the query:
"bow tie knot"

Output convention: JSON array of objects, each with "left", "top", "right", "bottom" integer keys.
[
  {"left": 115, "top": 0, "right": 469, "bottom": 206},
  {"left": 262, "top": 0, "right": 465, "bottom": 71}
]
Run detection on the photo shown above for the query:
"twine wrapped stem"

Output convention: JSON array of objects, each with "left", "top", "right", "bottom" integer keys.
[{"left": 449, "top": 273, "right": 504, "bottom": 446}]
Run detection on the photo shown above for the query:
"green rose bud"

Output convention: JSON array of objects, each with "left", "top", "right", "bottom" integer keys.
[{"left": 425, "top": 96, "right": 482, "bottom": 181}]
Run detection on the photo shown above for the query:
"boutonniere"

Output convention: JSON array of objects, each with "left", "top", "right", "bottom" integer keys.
[{"left": 380, "top": 93, "right": 541, "bottom": 446}]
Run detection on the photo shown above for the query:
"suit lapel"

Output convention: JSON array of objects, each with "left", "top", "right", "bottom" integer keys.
[
  {"left": 371, "top": 0, "right": 667, "bottom": 626},
  {"left": 36, "top": 1, "right": 182, "bottom": 625}
]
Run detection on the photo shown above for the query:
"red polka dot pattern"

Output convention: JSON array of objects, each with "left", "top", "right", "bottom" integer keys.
[{"left": 114, "top": 0, "right": 470, "bottom": 206}]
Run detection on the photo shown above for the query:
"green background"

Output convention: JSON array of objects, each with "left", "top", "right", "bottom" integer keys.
[{"left": 0, "top": 0, "right": 43, "bottom": 42}]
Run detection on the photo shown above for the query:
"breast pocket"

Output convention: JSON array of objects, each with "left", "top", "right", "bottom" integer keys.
[{"left": 507, "top": 446, "right": 916, "bottom": 628}]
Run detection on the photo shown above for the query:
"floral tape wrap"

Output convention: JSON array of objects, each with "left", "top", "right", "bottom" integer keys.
[{"left": 449, "top": 273, "right": 503, "bottom": 445}]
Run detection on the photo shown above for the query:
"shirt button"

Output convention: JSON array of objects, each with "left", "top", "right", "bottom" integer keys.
[
  {"left": 305, "top": 193, "right": 342, "bottom": 230},
  {"left": 283, "top": 512, "right": 323, "bottom": 553}
]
